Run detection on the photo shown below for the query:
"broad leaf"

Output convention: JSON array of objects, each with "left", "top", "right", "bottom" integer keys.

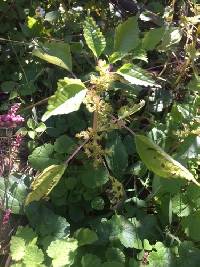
[
  {"left": 25, "top": 164, "right": 66, "bottom": 206},
  {"left": 114, "top": 16, "right": 139, "bottom": 53},
  {"left": 74, "top": 228, "right": 98, "bottom": 246},
  {"left": 135, "top": 135, "right": 200, "bottom": 186},
  {"left": 81, "top": 254, "right": 101, "bottom": 267},
  {"left": 106, "top": 132, "right": 128, "bottom": 178},
  {"left": 117, "top": 64, "right": 160, "bottom": 87},
  {"left": 83, "top": 17, "right": 106, "bottom": 58},
  {"left": 158, "top": 27, "right": 182, "bottom": 51},
  {"left": 47, "top": 238, "right": 78, "bottom": 267},
  {"left": 142, "top": 27, "right": 164, "bottom": 51},
  {"left": 80, "top": 164, "right": 109, "bottom": 188},
  {"left": 26, "top": 202, "right": 70, "bottom": 238},
  {"left": 181, "top": 211, "right": 200, "bottom": 241},
  {"left": 0, "top": 175, "right": 28, "bottom": 214},
  {"left": 33, "top": 41, "right": 72, "bottom": 70},
  {"left": 109, "top": 215, "right": 142, "bottom": 249},
  {"left": 42, "top": 78, "right": 87, "bottom": 121},
  {"left": 148, "top": 242, "right": 173, "bottom": 267},
  {"left": 28, "top": 143, "right": 58, "bottom": 171}
]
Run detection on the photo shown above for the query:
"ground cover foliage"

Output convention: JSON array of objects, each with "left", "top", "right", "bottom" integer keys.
[{"left": 0, "top": 0, "right": 200, "bottom": 266}]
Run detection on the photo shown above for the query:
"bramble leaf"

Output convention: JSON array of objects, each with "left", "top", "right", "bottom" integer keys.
[
  {"left": 135, "top": 135, "right": 200, "bottom": 186},
  {"left": 83, "top": 17, "right": 106, "bottom": 58},
  {"left": 25, "top": 164, "right": 66, "bottom": 206},
  {"left": 33, "top": 41, "right": 72, "bottom": 70},
  {"left": 117, "top": 64, "right": 160, "bottom": 87},
  {"left": 114, "top": 16, "right": 139, "bottom": 53},
  {"left": 42, "top": 78, "right": 87, "bottom": 121}
]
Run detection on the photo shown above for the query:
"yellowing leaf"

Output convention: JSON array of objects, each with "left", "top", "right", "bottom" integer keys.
[
  {"left": 33, "top": 42, "right": 72, "bottom": 70},
  {"left": 25, "top": 164, "right": 66, "bottom": 206},
  {"left": 135, "top": 135, "right": 200, "bottom": 186}
]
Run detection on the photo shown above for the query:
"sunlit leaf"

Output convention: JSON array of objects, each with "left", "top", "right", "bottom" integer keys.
[
  {"left": 33, "top": 41, "right": 72, "bottom": 70},
  {"left": 25, "top": 164, "right": 66, "bottom": 206},
  {"left": 135, "top": 135, "right": 200, "bottom": 186},
  {"left": 83, "top": 17, "right": 106, "bottom": 58},
  {"left": 117, "top": 64, "right": 160, "bottom": 87},
  {"left": 42, "top": 78, "right": 87, "bottom": 121}
]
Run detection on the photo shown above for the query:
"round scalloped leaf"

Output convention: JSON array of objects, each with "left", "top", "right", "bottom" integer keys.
[
  {"left": 47, "top": 238, "right": 78, "bottom": 267},
  {"left": 81, "top": 254, "right": 102, "bottom": 267},
  {"left": 23, "top": 245, "right": 44, "bottom": 267},
  {"left": 74, "top": 228, "right": 98, "bottom": 246},
  {"left": 10, "top": 237, "right": 26, "bottom": 261}
]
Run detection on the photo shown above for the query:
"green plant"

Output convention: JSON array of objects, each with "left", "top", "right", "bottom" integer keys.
[{"left": 0, "top": 1, "right": 200, "bottom": 266}]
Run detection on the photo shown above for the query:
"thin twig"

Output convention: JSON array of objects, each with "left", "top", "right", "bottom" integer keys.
[
  {"left": 20, "top": 97, "right": 50, "bottom": 112},
  {"left": 65, "top": 138, "right": 90, "bottom": 165}
]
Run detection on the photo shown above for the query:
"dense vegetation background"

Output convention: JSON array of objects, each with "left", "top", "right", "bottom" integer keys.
[{"left": 0, "top": 0, "right": 199, "bottom": 266}]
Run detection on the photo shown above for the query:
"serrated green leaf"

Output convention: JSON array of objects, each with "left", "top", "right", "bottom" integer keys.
[
  {"left": 26, "top": 202, "right": 70, "bottom": 238},
  {"left": 42, "top": 78, "right": 87, "bottom": 121},
  {"left": 15, "top": 226, "right": 38, "bottom": 244},
  {"left": 135, "top": 135, "right": 200, "bottom": 186},
  {"left": 106, "top": 247, "right": 125, "bottom": 263},
  {"left": 114, "top": 16, "right": 139, "bottom": 53},
  {"left": 109, "top": 215, "right": 141, "bottom": 248},
  {"left": 47, "top": 238, "right": 78, "bottom": 267},
  {"left": 54, "top": 135, "right": 75, "bottom": 154},
  {"left": 80, "top": 164, "right": 109, "bottom": 188},
  {"left": 83, "top": 17, "right": 106, "bottom": 58},
  {"left": 23, "top": 245, "right": 44, "bottom": 267},
  {"left": 106, "top": 132, "right": 128, "bottom": 178},
  {"left": 10, "top": 237, "right": 26, "bottom": 261},
  {"left": 148, "top": 242, "right": 173, "bottom": 267},
  {"left": 158, "top": 27, "right": 182, "bottom": 51},
  {"left": 75, "top": 228, "right": 98, "bottom": 246},
  {"left": 142, "top": 27, "right": 164, "bottom": 51},
  {"left": 33, "top": 41, "right": 72, "bottom": 70},
  {"left": 81, "top": 254, "right": 101, "bottom": 267},
  {"left": 117, "top": 64, "right": 160, "bottom": 88},
  {"left": 25, "top": 164, "right": 66, "bottom": 206},
  {"left": 28, "top": 143, "right": 58, "bottom": 170}
]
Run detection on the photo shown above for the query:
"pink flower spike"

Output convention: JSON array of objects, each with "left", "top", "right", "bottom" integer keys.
[{"left": 2, "top": 208, "right": 11, "bottom": 225}]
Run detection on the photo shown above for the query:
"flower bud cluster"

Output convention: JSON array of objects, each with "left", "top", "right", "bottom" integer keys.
[
  {"left": 0, "top": 103, "right": 24, "bottom": 128},
  {"left": 2, "top": 208, "right": 11, "bottom": 225},
  {"left": 12, "top": 134, "right": 23, "bottom": 152}
]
